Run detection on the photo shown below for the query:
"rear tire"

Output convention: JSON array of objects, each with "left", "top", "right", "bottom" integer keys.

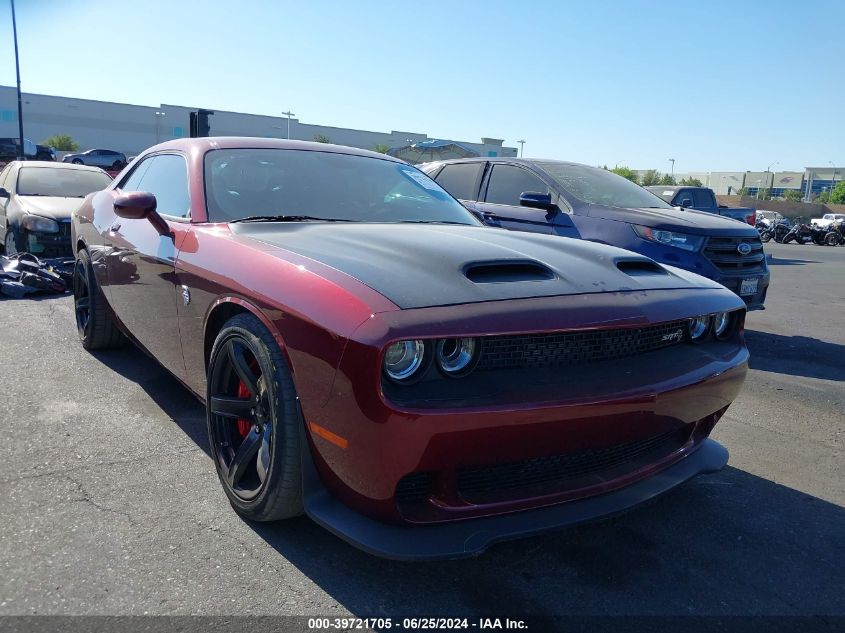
[
  {"left": 73, "top": 248, "right": 125, "bottom": 350},
  {"left": 824, "top": 233, "right": 839, "bottom": 246},
  {"left": 207, "top": 313, "right": 303, "bottom": 521}
]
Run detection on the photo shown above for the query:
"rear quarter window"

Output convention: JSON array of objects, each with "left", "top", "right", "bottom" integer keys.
[{"left": 433, "top": 162, "right": 484, "bottom": 201}]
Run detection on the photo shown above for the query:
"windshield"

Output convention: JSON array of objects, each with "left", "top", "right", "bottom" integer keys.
[
  {"left": 204, "top": 149, "right": 479, "bottom": 224},
  {"left": 536, "top": 162, "right": 673, "bottom": 209},
  {"left": 17, "top": 167, "right": 113, "bottom": 197}
]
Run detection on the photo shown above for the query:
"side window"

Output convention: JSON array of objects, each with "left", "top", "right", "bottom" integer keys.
[
  {"left": 484, "top": 164, "right": 548, "bottom": 206},
  {"left": 674, "top": 190, "right": 694, "bottom": 207},
  {"left": 692, "top": 189, "right": 714, "bottom": 208},
  {"left": 434, "top": 163, "right": 484, "bottom": 201},
  {"left": 133, "top": 154, "right": 190, "bottom": 218},
  {"left": 119, "top": 158, "right": 152, "bottom": 192}
]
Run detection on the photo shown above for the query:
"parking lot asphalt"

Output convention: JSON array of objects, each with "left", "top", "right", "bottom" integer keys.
[{"left": 0, "top": 241, "right": 842, "bottom": 619}]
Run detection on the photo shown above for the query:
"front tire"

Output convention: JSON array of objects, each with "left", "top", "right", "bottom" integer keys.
[
  {"left": 73, "top": 248, "right": 125, "bottom": 350},
  {"left": 207, "top": 313, "right": 303, "bottom": 521},
  {"left": 71, "top": 158, "right": 83, "bottom": 164},
  {"left": 3, "top": 225, "right": 24, "bottom": 255},
  {"left": 760, "top": 231, "right": 772, "bottom": 243}
]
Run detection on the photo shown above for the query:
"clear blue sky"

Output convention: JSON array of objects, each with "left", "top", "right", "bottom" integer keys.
[{"left": 1, "top": 0, "right": 842, "bottom": 172}]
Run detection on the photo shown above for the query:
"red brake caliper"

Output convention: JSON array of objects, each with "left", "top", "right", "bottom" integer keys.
[{"left": 235, "top": 359, "right": 261, "bottom": 438}]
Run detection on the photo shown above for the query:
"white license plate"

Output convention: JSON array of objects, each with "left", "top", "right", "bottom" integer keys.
[{"left": 739, "top": 278, "right": 758, "bottom": 296}]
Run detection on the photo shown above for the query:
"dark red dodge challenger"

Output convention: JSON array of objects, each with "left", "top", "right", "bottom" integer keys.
[{"left": 71, "top": 138, "right": 747, "bottom": 559}]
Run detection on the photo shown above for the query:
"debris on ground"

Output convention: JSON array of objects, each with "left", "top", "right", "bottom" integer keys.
[{"left": 0, "top": 253, "right": 74, "bottom": 298}]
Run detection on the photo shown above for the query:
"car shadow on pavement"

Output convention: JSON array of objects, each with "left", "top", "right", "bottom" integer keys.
[
  {"left": 245, "top": 466, "right": 844, "bottom": 616},
  {"left": 745, "top": 330, "right": 844, "bottom": 381},
  {"left": 91, "top": 344, "right": 211, "bottom": 455},
  {"left": 766, "top": 255, "right": 820, "bottom": 266}
]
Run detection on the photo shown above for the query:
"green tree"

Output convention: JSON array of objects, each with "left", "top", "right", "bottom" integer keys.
[
  {"left": 658, "top": 173, "right": 676, "bottom": 185},
  {"left": 679, "top": 177, "right": 703, "bottom": 187},
  {"left": 737, "top": 187, "right": 750, "bottom": 196},
  {"left": 830, "top": 181, "right": 845, "bottom": 205},
  {"left": 640, "top": 169, "right": 662, "bottom": 186},
  {"left": 817, "top": 190, "right": 831, "bottom": 203},
  {"left": 611, "top": 166, "right": 639, "bottom": 183},
  {"left": 313, "top": 134, "right": 332, "bottom": 143},
  {"left": 372, "top": 143, "right": 391, "bottom": 154},
  {"left": 757, "top": 188, "right": 771, "bottom": 201},
  {"left": 782, "top": 189, "right": 802, "bottom": 202},
  {"left": 40, "top": 134, "right": 79, "bottom": 151}
]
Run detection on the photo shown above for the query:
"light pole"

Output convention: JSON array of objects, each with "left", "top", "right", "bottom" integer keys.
[
  {"left": 668, "top": 158, "right": 675, "bottom": 177},
  {"left": 762, "top": 161, "right": 778, "bottom": 199},
  {"left": 517, "top": 140, "right": 525, "bottom": 158},
  {"left": 281, "top": 110, "right": 295, "bottom": 139},
  {"left": 154, "top": 111, "right": 166, "bottom": 143},
  {"left": 829, "top": 161, "right": 837, "bottom": 191},
  {"left": 11, "top": 0, "right": 25, "bottom": 159}
]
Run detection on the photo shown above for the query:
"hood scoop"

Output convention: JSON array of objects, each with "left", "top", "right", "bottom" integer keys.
[
  {"left": 464, "top": 260, "right": 555, "bottom": 284},
  {"left": 616, "top": 259, "right": 668, "bottom": 277}
]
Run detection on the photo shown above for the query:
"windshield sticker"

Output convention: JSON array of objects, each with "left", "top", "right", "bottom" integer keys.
[{"left": 399, "top": 168, "right": 442, "bottom": 191}]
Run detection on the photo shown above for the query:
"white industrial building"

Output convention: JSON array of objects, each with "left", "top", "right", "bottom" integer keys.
[{"left": 0, "top": 85, "right": 517, "bottom": 161}]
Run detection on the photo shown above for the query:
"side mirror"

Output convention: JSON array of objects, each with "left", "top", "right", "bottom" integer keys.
[
  {"left": 0, "top": 187, "right": 9, "bottom": 199},
  {"left": 114, "top": 191, "right": 169, "bottom": 235},
  {"left": 519, "top": 191, "right": 555, "bottom": 211},
  {"left": 679, "top": 199, "right": 691, "bottom": 209}
]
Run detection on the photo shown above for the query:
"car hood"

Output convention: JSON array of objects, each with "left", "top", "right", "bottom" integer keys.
[
  {"left": 585, "top": 204, "right": 759, "bottom": 236},
  {"left": 15, "top": 196, "right": 83, "bottom": 220},
  {"left": 233, "top": 223, "right": 723, "bottom": 309}
]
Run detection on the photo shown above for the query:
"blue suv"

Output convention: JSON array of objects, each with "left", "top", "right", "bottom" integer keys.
[{"left": 421, "top": 158, "right": 769, "bottom": 310}]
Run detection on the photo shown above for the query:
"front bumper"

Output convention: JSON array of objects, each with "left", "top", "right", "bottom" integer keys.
[
  {"left": 303, "top": 436, "right": 728, "bottom": 560},
  {"left": 716, "top": 272, "right": 770, "bottom": 311},
  {"left": 24, "top": 222, "right": 72, "bottom": 257}
]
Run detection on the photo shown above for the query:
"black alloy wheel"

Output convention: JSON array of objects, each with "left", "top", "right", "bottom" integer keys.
[
  {"left": 73, "top": 249, "right": 124, "bottom": 350},
  {"left": 207, "top": 313, "right": 303, "bottom": 521}
]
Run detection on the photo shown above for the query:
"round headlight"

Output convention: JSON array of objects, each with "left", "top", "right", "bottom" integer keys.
[
  {"left": 435, "top": 337, "right": 479, "bottom": 377},
  {"left": 713, "top": 312, "right": 731, "bottom": 339},
  {"left": 689, "top": 316, "right": 711, "bottom": 341},
  {"left": 383, "top": 340, "right": 426, "bottom": 383}
]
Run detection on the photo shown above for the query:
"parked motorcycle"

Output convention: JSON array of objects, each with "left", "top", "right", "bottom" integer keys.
[
  {"left": 782, "top": 223, "right": 814, "bottom": 244},
  {"left": 824, "top": 221, "right": 845, "bottom": 246},
  {"left": 756, "top": 219, "right": 773, "bottom": 243},
  {"left": 773, "top": 220, "right": 792, "bottom": 243}
]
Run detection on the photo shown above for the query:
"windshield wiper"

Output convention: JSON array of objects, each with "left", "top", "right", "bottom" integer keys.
[
  {"left": 396, "top": 220, "right": 473, "bottom": 225},
  {"left": 230, "top": 215, "right": 354, "bottom": 224}
]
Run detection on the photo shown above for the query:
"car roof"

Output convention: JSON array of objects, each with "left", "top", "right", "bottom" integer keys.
[
  {"left": 645, "top": 185, "right": 703, "bottom": 192},
  {"left": 421, "top": 157, "right": 602, "bottom": 170},
  {"left": 15, "top": 160, "right": 109, "bottom": 173},
  {"left": 141, "top": 137, "right": 406, "bottom": 163}
]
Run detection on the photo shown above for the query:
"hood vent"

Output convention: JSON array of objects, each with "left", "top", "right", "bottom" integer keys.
[
  {"left": 616, "top": 259, "right": 668, "bottom": 277},
  {"left": 464, "top": 260, "right": 555, "bottom": 284}
]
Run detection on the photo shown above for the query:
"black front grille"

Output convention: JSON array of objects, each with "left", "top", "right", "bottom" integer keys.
[
  {"left": 457, "top": 428, "right": 690, "bottom": 504},
  {"left": 703, "top": 235, "right": 766, "bottom": 273},
  {"left": 476, "top": 320, "right": 688, "bottom": 371},
  {"left": 395, "top": 472, "right": 433, "bottom": 502}
]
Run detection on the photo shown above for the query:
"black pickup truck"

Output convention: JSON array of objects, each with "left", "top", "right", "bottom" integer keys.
[
  {"left": 0, "top": 137, "right": 56, "bottom": 164},
  {"left": 647, "top": 186, "right": 755, "bottom": 226}
]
